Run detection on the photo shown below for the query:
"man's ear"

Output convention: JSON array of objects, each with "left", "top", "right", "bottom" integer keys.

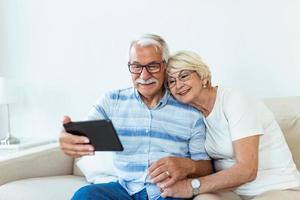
[{"left": 162, "top": 63, "right": 167, "bottom": 72}]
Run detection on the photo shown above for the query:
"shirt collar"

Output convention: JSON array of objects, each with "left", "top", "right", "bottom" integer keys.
[{"left": 134, "top": 87, "right": 170, "bottom": 109}]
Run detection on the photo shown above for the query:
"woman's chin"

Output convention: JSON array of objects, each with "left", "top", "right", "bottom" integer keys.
[{"left": 175, "top": 95, "right": 190, "bottom": 104}]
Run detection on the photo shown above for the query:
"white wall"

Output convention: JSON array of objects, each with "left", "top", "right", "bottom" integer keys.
[{"left": 1, "top": 0, "right": 300, "bottom": 139}]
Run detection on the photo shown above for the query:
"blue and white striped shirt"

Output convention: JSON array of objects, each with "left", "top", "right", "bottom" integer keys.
[{"left": 87, "top": 87, "right": 209, "bottom": 200}]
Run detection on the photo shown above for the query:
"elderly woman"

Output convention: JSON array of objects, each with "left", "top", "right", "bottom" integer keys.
[{"left": 149, "top": 51, "right": 300, "bottom": 200}]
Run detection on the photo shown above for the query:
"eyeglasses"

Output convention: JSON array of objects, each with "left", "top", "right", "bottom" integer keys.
[
  {"left": 167, "top": 70, "right": 196, "bottom": 89},
  {"left": 128, "top": 61, "right": 165, "bottom": 74}
]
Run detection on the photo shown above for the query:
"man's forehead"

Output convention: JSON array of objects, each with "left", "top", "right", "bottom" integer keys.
[
  {"left": 130, "top": 44, "right": 161, "bottom": 56},
  {"left": 129, "top": 45, "right": 162, "bottom": 63}
]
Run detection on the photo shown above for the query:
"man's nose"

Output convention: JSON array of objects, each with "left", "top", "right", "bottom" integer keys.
[{"left": 140, "top": 67, "right": 152, "bottom": 80}]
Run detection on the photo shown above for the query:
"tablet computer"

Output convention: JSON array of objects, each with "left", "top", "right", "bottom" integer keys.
[{"left": 63, "top": 119, "right": 123, "bottom": 151}]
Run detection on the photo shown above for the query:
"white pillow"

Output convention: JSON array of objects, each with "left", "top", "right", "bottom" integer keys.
[{"left": 76, "top": 152, "right": 118, "bottom": 183}]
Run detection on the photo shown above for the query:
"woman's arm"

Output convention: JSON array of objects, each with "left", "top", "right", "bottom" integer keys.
[
  {"left": 160, "top": 135, "right": 260, "bottom": 198},
  {"left": 199, "top": 135, "right": 259, "bottom": 193}
]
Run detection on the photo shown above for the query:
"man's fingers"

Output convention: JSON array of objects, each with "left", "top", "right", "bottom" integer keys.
[
  {"left": 63, "top": 115, "right": 72, "bottom": 124},
  {"left": 62, "top": 144, "right": 94, "bottom": 158},
  {"left": 61, "top": 143, "right": 94, "bottom": 152},
  {"left": 149, "top": 157, "right": 169, "bottom": 172},
  {"left": 70, "top": 135, "right": 90, "bottom": 144},
  {"left": 60, "top": 132, "right": 90, "bottom": 144},
  {"left": 59, "top": 131, "right": 93, "bottom": 158},
  {"left": 148, "top": 160, "right": 164, "bottom": 173},
  {"left": 149, "top": 165, "right": 167, "bottom": 179},
  {"left": 59, "top": 116, "right": 94, "bottom": 158},
  {"left": 151, "top": 171, "right": 170, "bottom": 184}
]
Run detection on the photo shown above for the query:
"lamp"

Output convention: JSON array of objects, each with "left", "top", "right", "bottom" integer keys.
[{"left": 0, "top": 77, "right": 20, "bottom": 145}]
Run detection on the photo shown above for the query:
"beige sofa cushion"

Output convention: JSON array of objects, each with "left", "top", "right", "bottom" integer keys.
[
  {"left": 0, "top": 175, "right": 86, "bottom": 200},
  {"left": 263, "top": 96, "right": 300, "bottom": 170},
  {"left": 0, "top": 145, "right": 74, "bottom": 185}
]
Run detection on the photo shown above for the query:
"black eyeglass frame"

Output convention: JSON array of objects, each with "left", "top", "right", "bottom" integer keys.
[{"left": 127, "top": 60, "right": 166, "bottom": 74}]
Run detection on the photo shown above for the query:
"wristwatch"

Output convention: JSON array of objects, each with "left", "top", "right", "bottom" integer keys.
[{"left": 191, "top": 178, "right": 201, "bottom": 196}]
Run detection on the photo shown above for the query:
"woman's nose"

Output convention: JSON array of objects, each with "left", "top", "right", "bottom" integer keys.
[{"left": 175, "top": 79, "right": 185, "bottom": 89}]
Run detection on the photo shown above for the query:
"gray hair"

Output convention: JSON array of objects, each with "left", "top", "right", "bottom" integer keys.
[
  {"left": 167, "top": 50, "right": 212, "bottom": 84},
  {"left": 129, "top": 34, "right": 170, "bottom": 62}
]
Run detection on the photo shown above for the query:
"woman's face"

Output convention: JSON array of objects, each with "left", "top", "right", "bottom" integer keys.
[{"left": 167, "top": 70, "right": 203, "bottom": 104}]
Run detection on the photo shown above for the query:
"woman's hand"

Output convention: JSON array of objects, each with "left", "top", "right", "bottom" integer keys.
[
  {"left": 148, "top": 157, "right": 194, "bottom": 188},
  {"left": 159, "top": 179, "right": 193, "bottom": 198}
]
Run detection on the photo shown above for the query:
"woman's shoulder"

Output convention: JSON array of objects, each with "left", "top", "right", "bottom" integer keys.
[{"left": 217, "top": 86, "right": 260, "bottom": 110}]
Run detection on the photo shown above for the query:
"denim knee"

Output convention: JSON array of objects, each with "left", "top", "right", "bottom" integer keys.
[{"left": 71, "top": 185, "right": 96, "bottom": 200}]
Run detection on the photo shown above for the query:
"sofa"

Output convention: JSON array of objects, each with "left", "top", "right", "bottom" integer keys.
[{"left": 0, "top": 96, "right": 299, "bottom": 200}]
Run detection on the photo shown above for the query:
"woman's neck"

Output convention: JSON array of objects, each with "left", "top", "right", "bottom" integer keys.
[{"left": 190, "top": 86, "right": 217, "bottom": 117}]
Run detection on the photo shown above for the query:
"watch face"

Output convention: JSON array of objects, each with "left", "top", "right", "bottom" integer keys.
[{"left": 191, "top": 179, "right": 200, "bottom": 188}]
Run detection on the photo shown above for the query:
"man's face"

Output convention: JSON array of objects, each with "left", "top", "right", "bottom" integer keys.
[{"left": 129, "top": 44, "right": 166, "bottom": 99}]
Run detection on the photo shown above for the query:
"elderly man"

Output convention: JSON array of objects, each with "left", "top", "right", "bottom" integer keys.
[{"left": 59, "top": 34, "right": 212, "bottom": 200}]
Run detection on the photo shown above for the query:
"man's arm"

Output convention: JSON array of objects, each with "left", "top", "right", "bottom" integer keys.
[{"left": 188, "top": 159, "right": 213, "bottom": 178}]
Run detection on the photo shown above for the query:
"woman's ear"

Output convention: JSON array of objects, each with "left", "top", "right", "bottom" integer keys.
[{"left": 201, "top": 78, "right": 209, "bottom": 88}]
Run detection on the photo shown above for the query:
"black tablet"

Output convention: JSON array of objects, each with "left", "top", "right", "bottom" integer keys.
[{"left": 63, "top": 119, "right": 123, "bottom": 151}]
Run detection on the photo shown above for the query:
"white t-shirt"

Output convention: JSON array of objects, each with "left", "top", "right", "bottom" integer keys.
[{"left": 204, "top": 86, "right": 300, "bottom": 196}]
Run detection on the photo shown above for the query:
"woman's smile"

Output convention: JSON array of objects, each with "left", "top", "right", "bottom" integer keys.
[{"left": 177, "top": 88, "right": 191, "bottom": 96}]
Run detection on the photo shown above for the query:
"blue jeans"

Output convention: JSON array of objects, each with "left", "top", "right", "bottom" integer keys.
[{"left": 71, "top": 182, "right": 186, "bottom": 200}]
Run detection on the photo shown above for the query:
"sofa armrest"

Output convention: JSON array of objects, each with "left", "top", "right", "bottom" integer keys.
[{"left": 0, "top": 143, "right": 74, "bottom": 185}]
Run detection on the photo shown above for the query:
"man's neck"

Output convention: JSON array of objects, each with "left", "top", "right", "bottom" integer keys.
[{"left": 140, "top": 89, "right": 165, "bottom": 109}]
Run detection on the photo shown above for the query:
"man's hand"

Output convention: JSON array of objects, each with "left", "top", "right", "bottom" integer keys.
[
  {"left": 59, "top": 116, "right": 94, "bottom": 158},
  {"left": 148, "top": 157, "right": 194, "bottom": 188},
  {"left": 160, "top": 179, "right": 193, "bottom": 199}
]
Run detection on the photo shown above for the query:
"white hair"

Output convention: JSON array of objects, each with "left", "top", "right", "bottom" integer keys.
[
  {"left": 167, "top": 50, "right": 212, "bottom": 84},
  {"left": 129, "top": 34, "right": 170, "bottom": 62}
]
